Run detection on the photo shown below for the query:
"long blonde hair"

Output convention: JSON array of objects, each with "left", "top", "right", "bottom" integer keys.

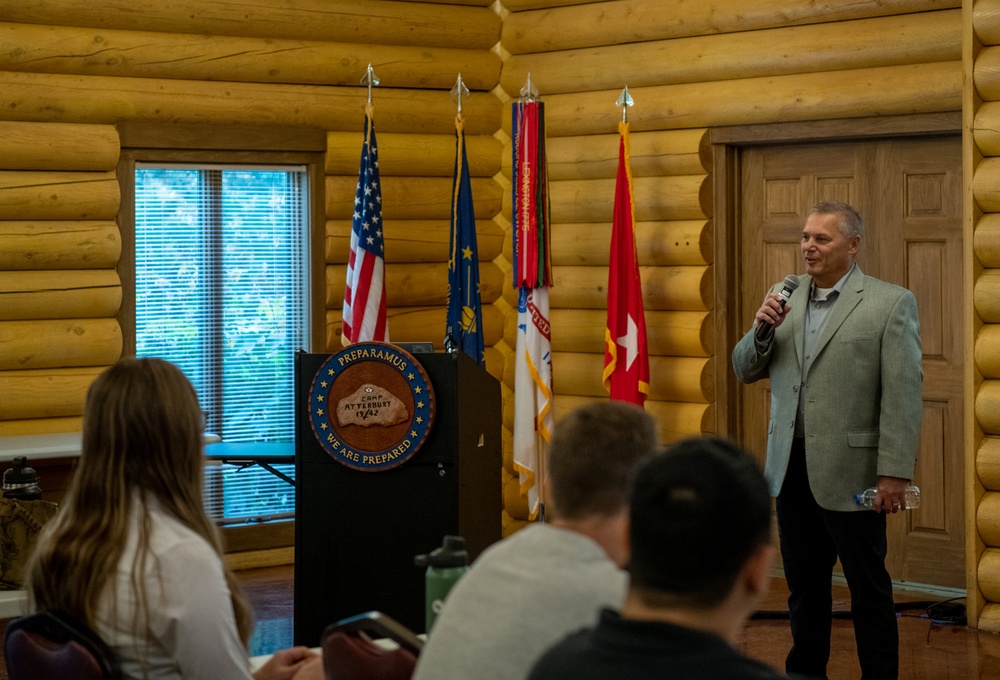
[{"left": 27, "top": 357, "right": 254, "bottom": 646}]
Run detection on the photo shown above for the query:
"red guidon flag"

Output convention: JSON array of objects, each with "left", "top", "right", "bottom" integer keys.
[{"left": 602, "top": 121, "right": 649, "bottom": 406}]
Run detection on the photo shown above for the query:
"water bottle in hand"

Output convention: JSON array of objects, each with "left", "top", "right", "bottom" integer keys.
[{"left": 855, "top": 484, "right": 921, "bottom": 510}]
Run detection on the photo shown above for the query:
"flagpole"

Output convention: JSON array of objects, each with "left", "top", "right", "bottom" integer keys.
[
  {"left": 520, "top": 72, "right": 539, "bottom": 103},
  {"left": 603, "top": 85, "right": 649, "bottom": 406},
  {"left": 362, "top": 63, "right": 379, "bottom": 105},
  {"left": 446, "top": 72, "right": 484, "bottom": 366},
  {"left": 616, "top": 85, "right": 633, "bottom": 124},
  {"left": 341, "top": 65, "right": 388, "bottom": 346},
  {"left": 450, "top": 73, "right": 469, "bottom": 115}
]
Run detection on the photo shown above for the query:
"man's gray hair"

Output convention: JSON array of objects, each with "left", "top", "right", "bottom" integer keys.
[{"left": 810, "top": 200, "right": 864, "bottom": 240}]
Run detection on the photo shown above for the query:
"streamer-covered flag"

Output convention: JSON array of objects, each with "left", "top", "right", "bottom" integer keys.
[
  {"left": 512, "top": 99, "right": 554, "bottom": 519},
  {"left": 512, "top": 100, "right": 552, "bottom": 289},
  {"left": 446, "top": 113, "right": 485, "bottom": 365},
  {"left": 341, "top": 105, "right": 388, "bottom": 345},
  {"left": 602, "top": 121, "right": 649, "bottom": 406}
]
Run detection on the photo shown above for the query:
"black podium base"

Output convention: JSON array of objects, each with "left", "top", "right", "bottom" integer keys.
[{"left": 293, "top": 351, "right": 501, "bottom": 644}]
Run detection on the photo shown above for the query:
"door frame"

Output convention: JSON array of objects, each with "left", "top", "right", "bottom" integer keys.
[{"left": 708, "top": 111, "right": 962, "bottom": 442}]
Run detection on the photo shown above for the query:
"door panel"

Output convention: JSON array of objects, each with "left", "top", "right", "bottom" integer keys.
[{"left": 736, "top": 137, "right": 964, "bottom": 588}]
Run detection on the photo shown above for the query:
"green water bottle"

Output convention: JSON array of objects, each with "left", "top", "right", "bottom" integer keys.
[{"left": 415, "top": 535, "right": 469, "bottom": 634}]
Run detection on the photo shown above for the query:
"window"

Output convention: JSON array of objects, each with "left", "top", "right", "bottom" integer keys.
[{"left": 133, "top": 164, "right": 308, "bottom": 523}]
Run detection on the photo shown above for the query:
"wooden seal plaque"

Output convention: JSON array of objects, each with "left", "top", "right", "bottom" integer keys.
[{"left": 307, "top": 342, "right": 435, "bottom": 471}]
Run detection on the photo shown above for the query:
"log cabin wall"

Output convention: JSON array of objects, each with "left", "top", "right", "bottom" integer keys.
[
  {"left": 0, "top": 0, "right": 987, "bottom": 599},
  {"left": 496, "top": 0, "right": 963, "bottom": 529},
  {"left": 0, "top": 0, "right": 512, "bottom": 520},
  {"left": 971, "top": 0, "right": 1000, "bottom": 632},
  {"left": 0, "top": 121, "right": 123, "bottom": 436}
]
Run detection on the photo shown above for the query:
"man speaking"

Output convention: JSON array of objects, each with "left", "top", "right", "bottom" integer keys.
[{"left": 731, "top": 201, "right": 922, "bottom": 679}]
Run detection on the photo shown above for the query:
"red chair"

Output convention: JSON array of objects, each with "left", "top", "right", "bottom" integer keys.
[
  {"left": 4, "top": 610, "right": 121, "bottom": 680},
  {"left": 321, "top": 611, "right": 422, "bottom": 680}
]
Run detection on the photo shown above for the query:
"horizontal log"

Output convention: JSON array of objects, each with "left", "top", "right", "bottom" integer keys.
[
  {"left": 980, "top": 602, "right": 1000, "bottom": 635},
  {"left": 483, "top": 345, "right": 504, "bottom": 383},
  {"left": 326, "top": 175, "right": 503, "bottom": 221},
  {"left": 977, "top": 325, "right": 1000, "bottom": 379},
  {"left": 503, "top": 515, "right": 530, "bottom": 538},
  {"left": 0, "top": 22, "right": 501, "bottom": 91},
  {"left": 502, "top": 129, "right": 709, "bottom": 180},
  {"left": 501, "top": 426, "right": 514, "bottom": 474},
  {"left": 326, "top": 261, "right": 504, "bottom": 308},
  {"left": 549, "top": 265, "right": 710, "bottom": 311},
  {"left": 974, "top": 103, "right": 1000, "bottom": 155},
  {"left": 324, "top": 304, "right": 506, "bottom": 351},
  {"left": 0, "top": 121, "right": 119, "bottom": 171},
  {"left": 0, "top": 171, "right": 120, "bottom": 221},
  {"left": 493, "top": 296, "right": 517, "bottom": 348},
  {"left": 541, "top": 176, "right": 709, "bottom": 223},
  {"left": 551, "top": 220, "right": 710, "bottom": 266},
  {"left": 394, "top": 0, "right": 493, "bottom": 5},
  {"left": 976, "top": 0, "right": 1000, "bottom": 46},
  {"left": 978, "top": 436, "right": 1000, "bottom": 490},
  {"left": 503, "top": 11, "right": 958, "bottom": 96},
  {"left": 328, "top": 132, "right": 502, "bottom": 177},
  {"left": 0, "top": 367, "right": 104, "bottom": 419},
  {"left": 975, "top": 158, "right": 1000, "bottom": 212},
  {"left": 540, "top": 62, "right": 961, "bottom": 136},
  {"left": 975, "top": 214, "right": 1000, "bottom": 267},
  {"left": 498, "top": 0, "right": 589, "bottom": 9},
  {"left": 976, "top": 46, "right": 1000, "bottom": 102},
  {"left": 502, "top": 0, "right": 957, "bottom": 54},
  {"left": 976, "top": 270, "right": 1000, "bottom": 323},
  {"left": 551, "top": 352, "right": 712, "bottom": 403},
  {"left": 549, "top": 309, "right": 710, "bottom": 356},
  {"left": 977, "top": 380, "right": 1000, "bottom": 435},
  {"left": 0, "top": 221, "right": 121, "bottom": 270},
  {"left": 501, "top": 382, "right": 514, "bottom": 431},
  {"left": 0, "top": 417, "right": 82, "bottom": 437},
  {"left": 2, "top": 0, "right": 501, "bottom": 50},
  {"left": 0, "top": 319, "right": 122, "bottom": 370},
  {"left": 981, "top": 547, "right": 1000, "bottom": 601},
  {"left": 553, "top": 394, "right": 710, "bottom": 444},
  {"left": 982, "top": 494, "right": 1000, "bottom": 547},
  {"left": 0, "top": 71, "right": 502, "bottom": 135},
  {"left": 503, "top": 474, "right": 530, "bottom": 520},
  {"left": 327, "top": 218, "right": 504, "bottom": 264},
  {"left": 0, "top": 270, "right": 121, "bottom": 321},
  {"left": 493, "top": 337, "right": 514, "bottom": 384}
]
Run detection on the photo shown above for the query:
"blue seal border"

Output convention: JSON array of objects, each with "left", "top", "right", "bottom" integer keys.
[{"left": 307, "top": 342, "right": 434, "bottom": 472}]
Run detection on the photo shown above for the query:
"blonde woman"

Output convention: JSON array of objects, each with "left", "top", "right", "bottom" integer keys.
[{"left": 26, "top": 357, "right": 316, "bottom": 680}]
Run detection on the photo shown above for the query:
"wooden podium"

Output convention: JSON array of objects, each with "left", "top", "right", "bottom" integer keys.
[{"left": 293, "top": 350, "right": 501, "bottom": 644}]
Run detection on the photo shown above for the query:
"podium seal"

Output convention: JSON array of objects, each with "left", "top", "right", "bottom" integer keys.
[{"left": 308, "top": 342, "right": 435, "bottom": 471}]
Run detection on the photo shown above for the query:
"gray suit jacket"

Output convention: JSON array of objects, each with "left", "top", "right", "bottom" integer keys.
[{"left": 732, "top": 267, "right": 922, "bottom": 511}]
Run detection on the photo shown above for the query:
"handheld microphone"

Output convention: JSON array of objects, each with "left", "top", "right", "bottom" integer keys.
[{"left": 754, "top": 275, "right": 799, "bottom": 343}]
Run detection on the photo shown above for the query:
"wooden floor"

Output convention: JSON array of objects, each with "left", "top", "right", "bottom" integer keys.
[
  {"left": 3, "top": 565, "right": 998, "bottom": 679},
  {"left": 241, "top": 565, "right": 1000, "bottom": 679}
]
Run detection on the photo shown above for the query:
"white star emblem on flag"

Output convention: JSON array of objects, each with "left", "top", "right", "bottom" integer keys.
[{"left": 616, "top": 314, "right": 639, "bottom": 370}]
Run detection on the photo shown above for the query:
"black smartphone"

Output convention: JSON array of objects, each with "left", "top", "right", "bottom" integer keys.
[{"left": 321, "top": 611, "right": 424, "bottom": 656}]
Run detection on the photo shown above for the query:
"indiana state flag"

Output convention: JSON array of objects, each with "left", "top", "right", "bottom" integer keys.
[{"left": 446, "top": 114, "right": 485, "bottom": 365}]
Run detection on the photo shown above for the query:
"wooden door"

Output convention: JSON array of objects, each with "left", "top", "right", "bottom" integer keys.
[{"left": 736, "top": 137, "right": 964, "bottom": 588}]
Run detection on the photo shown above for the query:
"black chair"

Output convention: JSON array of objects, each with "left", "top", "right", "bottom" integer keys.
[
  {"left": 321, "top": 611, "right": 422, "bottom": 680},
  {"left": 4, "top": 610, "right": 121, "bottom": 680}
]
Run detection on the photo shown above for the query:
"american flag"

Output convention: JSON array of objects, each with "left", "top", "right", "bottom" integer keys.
[{"left": 342, "top": 107, "right": 388, "bottom": 345}]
